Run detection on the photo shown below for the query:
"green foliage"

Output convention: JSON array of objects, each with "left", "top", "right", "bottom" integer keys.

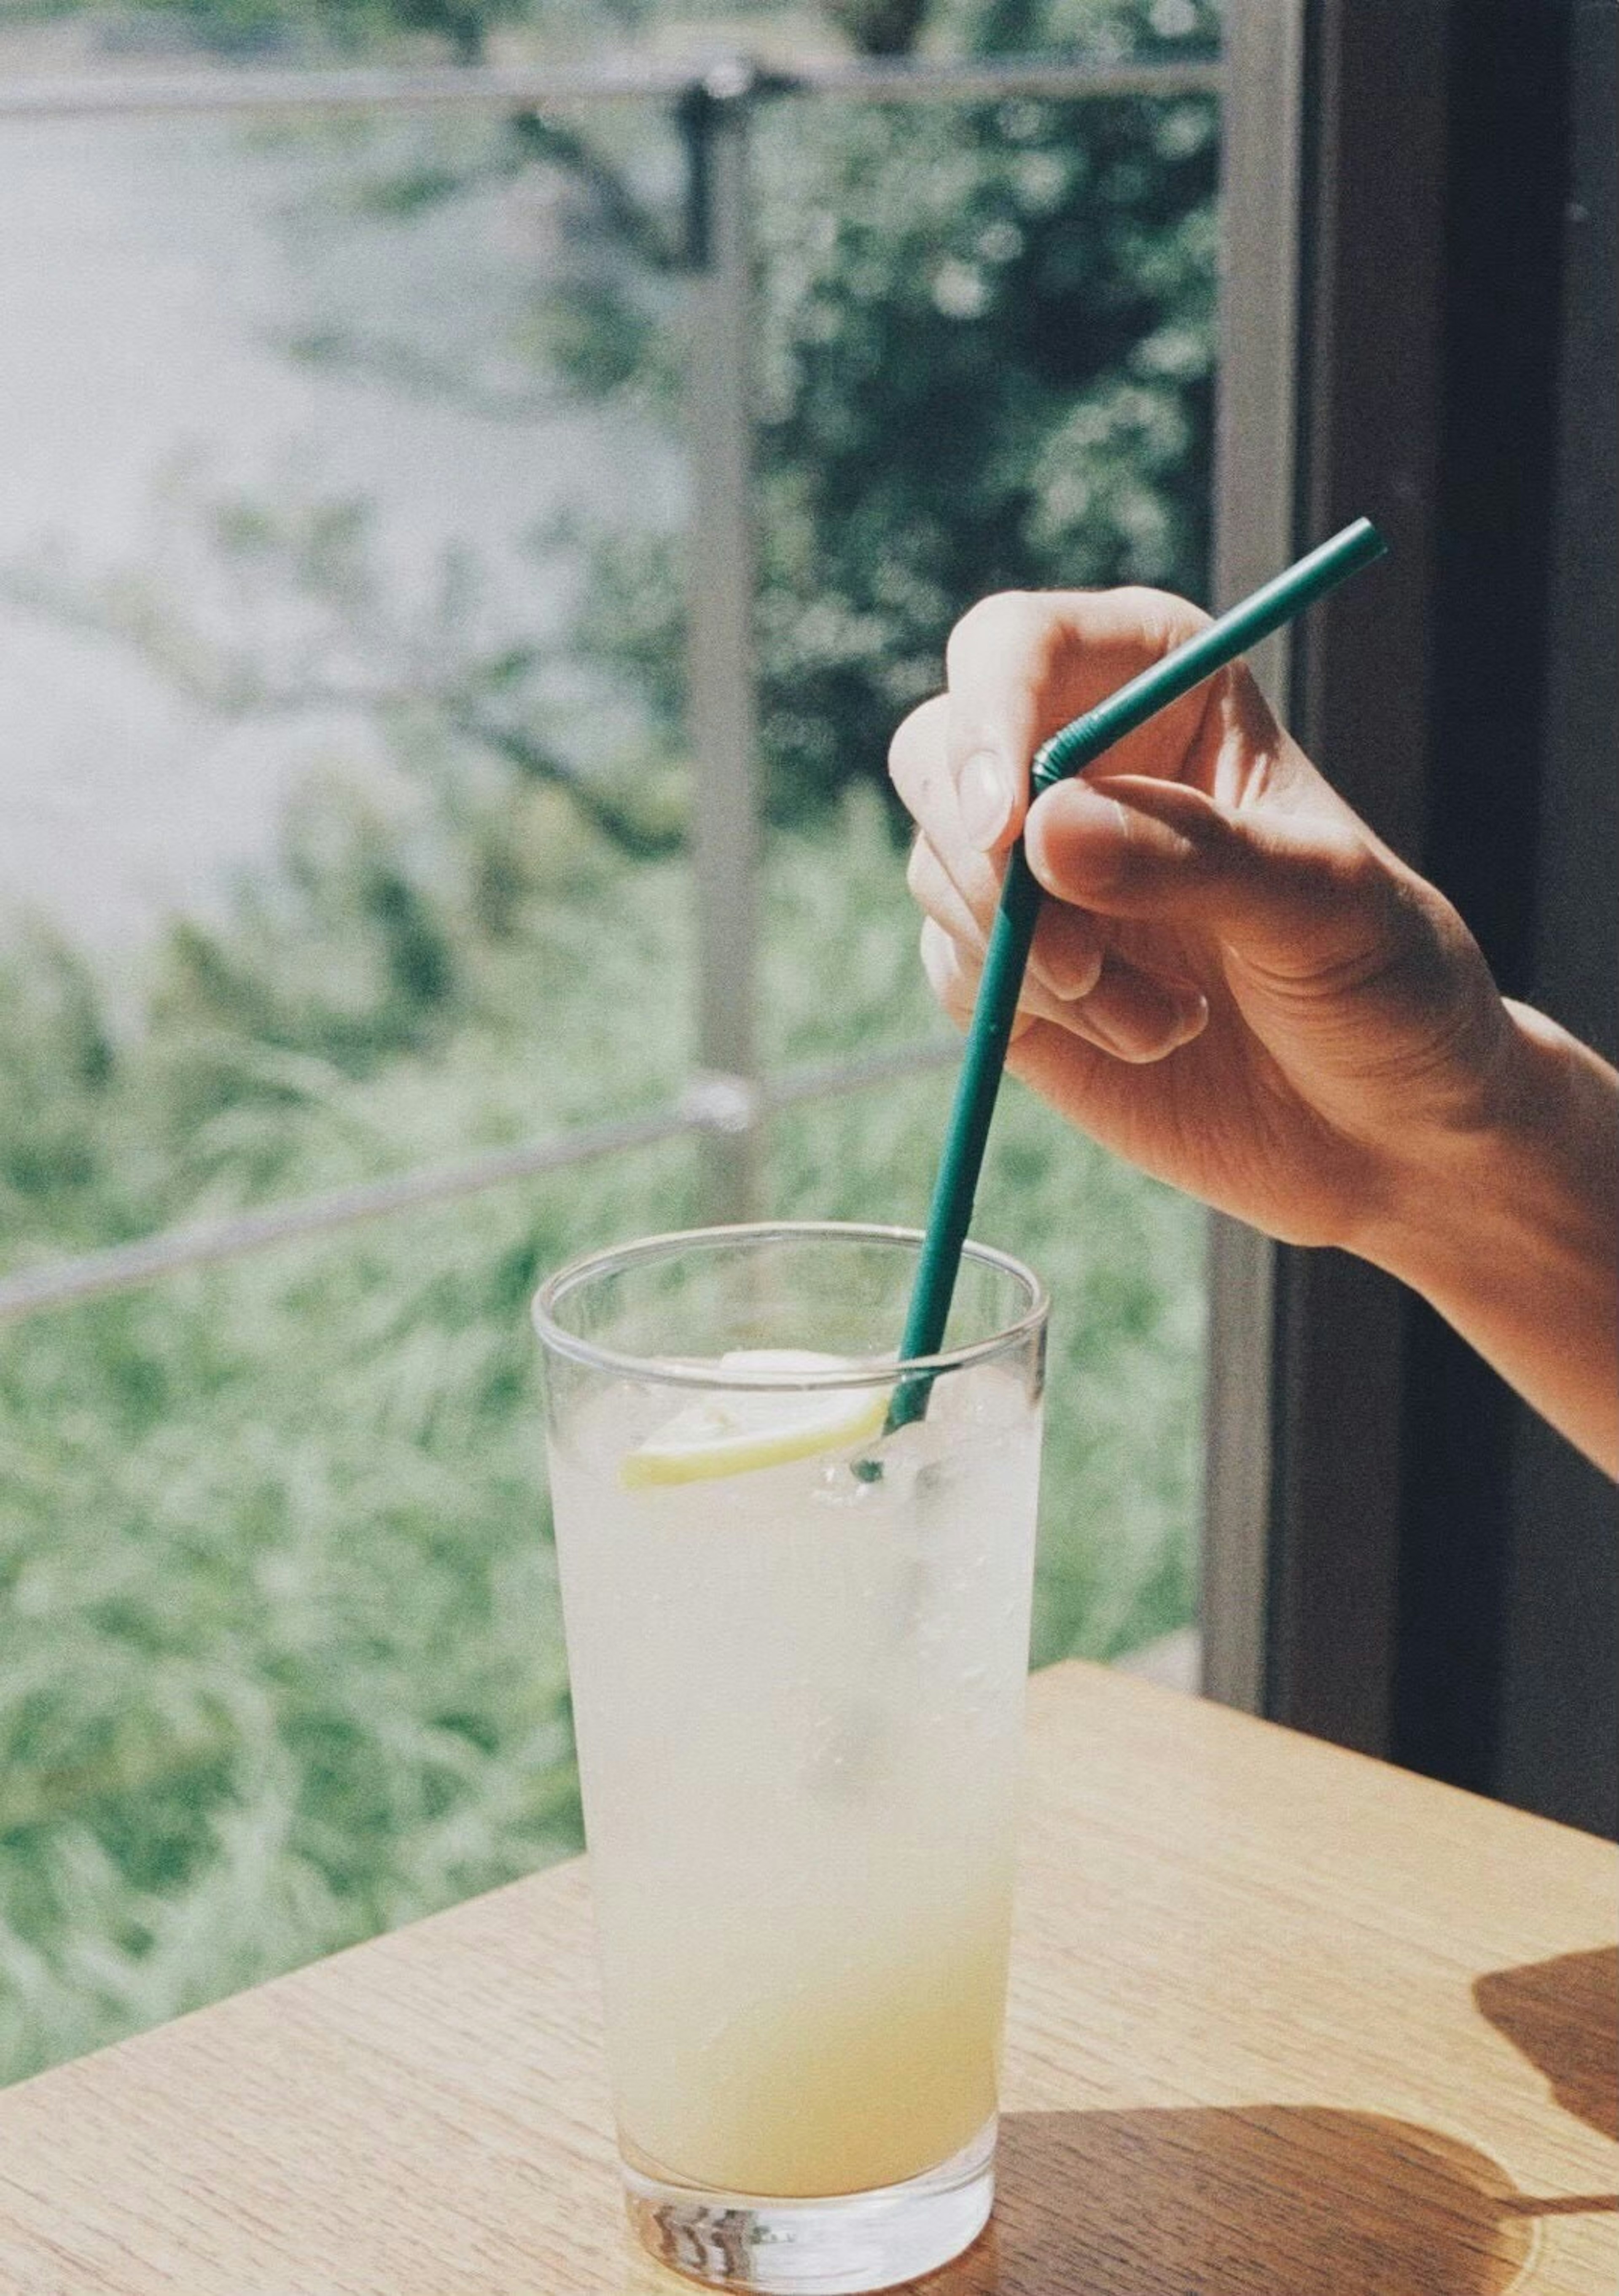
[
  {"left": 746, "top": 76, "right": 1218, "bottom": 809},
  {"left": 0, "top": 768, "right": 1201, "bottom": 2088},
  {"left": 91, "top": 0, "right": 537, "bottom": 64},
  {"left": 149, "top": 0, "right": 1220, "bottom": 829},
  {"left": 3, "top": 0, "right": 1211, "bottom": 2094},
  {"left": 538, "top": 0, "right": 1222, "bottom": 816}
]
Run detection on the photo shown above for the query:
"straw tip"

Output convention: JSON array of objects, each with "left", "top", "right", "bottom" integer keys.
[{"left": 1343, "top": 514, "right": 1390, "bottom": 562}]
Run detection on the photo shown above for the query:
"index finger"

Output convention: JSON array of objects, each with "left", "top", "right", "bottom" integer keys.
[{"left": 944, "top": 584, "right": 1215, "bottom": 853}]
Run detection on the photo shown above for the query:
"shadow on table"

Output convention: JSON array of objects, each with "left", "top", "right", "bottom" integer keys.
[
  {"left": 917, "top": 2101, "right": 1614, "bottom": 2294},
  {"left": 1474, "top": 1945, "right": 1619, "bottom": 2142}
]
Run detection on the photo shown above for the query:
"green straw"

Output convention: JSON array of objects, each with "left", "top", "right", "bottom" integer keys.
[{"left": 882, "top": 516, "right": 1388, "bottom": 1438}]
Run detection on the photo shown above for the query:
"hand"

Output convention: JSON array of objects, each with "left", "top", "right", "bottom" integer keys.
[{"left": 890, "top": 584, "right": 1519, "bottom": 1255}]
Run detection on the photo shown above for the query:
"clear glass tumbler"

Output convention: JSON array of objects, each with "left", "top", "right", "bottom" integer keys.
[{"left": 533, "top": 1222, "right": 1047, "bottom": 2293}]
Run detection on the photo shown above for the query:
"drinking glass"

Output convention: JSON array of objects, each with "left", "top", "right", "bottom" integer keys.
[{"left": 533, "top": 1222, "right": 1046, "bottom": 2293}]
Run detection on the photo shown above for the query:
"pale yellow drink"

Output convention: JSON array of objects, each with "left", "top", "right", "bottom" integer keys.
[{"left": 547, "top": 1358, "right": 1041, "bottom": 2198}]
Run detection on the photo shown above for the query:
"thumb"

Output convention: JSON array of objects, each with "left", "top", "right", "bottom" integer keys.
[{"left": 1025, "top": 773, "right": 1391, "bottom": 981}]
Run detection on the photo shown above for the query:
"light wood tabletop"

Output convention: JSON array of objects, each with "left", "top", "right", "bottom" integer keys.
[{"left": 0, "top": 1660, "right": 1613, "bottom": 2295}]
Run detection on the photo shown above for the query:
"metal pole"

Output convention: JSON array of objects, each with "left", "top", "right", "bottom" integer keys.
[
  {"left": 681, "top": 62, "right": 763, "bottom": 1222},
  {"left": 0, "top": 1039, "right": 957, "bottom": 1324},
  {"left": 1200, "top": 0, "right": 1306, "bottom": 1714},
  {"left": 0, "top": 54, "right": 1220, "bottom": 124}
]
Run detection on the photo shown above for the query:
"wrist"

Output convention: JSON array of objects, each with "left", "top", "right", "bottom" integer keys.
[
  {"left": 1355, "top": 1002, "right": 1598, "bottom": 1282},
  {"left": 1350, "top": 1002, "right": 1618, "bottom": 1471},
  {"left": 1353, "top": 996, "right": 1618, "bottom": 1317}
]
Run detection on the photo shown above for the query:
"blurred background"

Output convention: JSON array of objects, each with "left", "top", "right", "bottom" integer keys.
[
  {"left": 1, "top": 0, "right": 1612, "bottom": 2093},
  {"left": 0, "top": 0, "right": 1217, "bottom": 2085}
]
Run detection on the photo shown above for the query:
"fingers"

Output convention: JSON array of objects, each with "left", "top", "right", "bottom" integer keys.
[
  {"left": 907, "top": 834, "right": 1104, "bottom": 1004},
  {"left": 917, "top": 911, "right": 1104, "bottom": 1039},
  {"left": 893, "top": 699, "right": 1005, "bottom": 924},
  {"left": 1025, "top": 773, "right": 1391, "bottom": 982},
  {"left": 888, "top": 692, "right": 959, "bottom": 851},
  {"left": 919, "top": 913, "right": 1208, "bottom": 1065},
  {"left": 1079, "top": 952, "right": 1210, "bottom": 1063},
  {"left": 941, "top": 585, "right": 1216, "bottom": 854},
  {"left": 921, "top": 920, "right": 1041, "bottom": 1043},
  {"left": 1032, "top": 904, "right": 1105, "bottom": 1001},
  {"left": 889, "top": 579, "right": 1221, "bottom": 871},
  {"left": 893, "top": 581, "right": 1344, "bottom": 1064},
  {"left": 895, "top": 702, "right": 1103, "bottom": 1004},
  {"left": 905, "top": 832, "right": 983, "bottom": 953},
  {"left": 900, "top": 725, "right": 1211, "bottom": 1061}
]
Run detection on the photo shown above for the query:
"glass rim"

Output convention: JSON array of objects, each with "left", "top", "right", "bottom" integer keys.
[{"left": 531, "top": 1219, "right": 1048, "bottom": 1392}]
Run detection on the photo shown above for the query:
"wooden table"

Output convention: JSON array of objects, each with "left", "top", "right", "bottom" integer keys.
[{"left": 1, "top": 1661, "right": 1613, "bottom": 2294}]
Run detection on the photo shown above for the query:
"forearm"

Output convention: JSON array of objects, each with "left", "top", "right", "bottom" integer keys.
[{"left": 1359, "top": 1003, "right": 1619, "bottom": 1475}]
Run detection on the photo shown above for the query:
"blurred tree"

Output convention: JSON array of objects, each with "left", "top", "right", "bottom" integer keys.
[
  {"left": 63, "top": 0, "right": 1218, "bottom": 829},
  {"left": 99, "top": 0, "right": 591, "bottom": 63},
  {"left": 570, "top": 0, "right": 1221, "bottom": 814},
  {"left": 825, "top": 0, "right": 932, "bottom": 56}
]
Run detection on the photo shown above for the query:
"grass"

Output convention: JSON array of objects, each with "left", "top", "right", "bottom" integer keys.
[{"left": 0, "top": 763, "right": 1202, "bottom": 2089}]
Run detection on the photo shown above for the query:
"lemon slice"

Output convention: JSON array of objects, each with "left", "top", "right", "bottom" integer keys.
[{"left": 620, "top": 1349, "right": 889, "bottom": 1489}]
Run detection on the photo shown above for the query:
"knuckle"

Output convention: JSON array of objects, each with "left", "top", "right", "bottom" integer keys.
[
  {"left": 1116, "top": 585, "right": 1211, "bottom": 654},
  {"left": 945, "top": 589, "right": 1045, "bottom": 677},
  {"left": 1274, "top": 831, "right": 1458, "bottom": 1003},
  {"left": 1041, "top": 918, "right": 1103, "bottom": 1000},
  {"left": 1375, "top": 866, "right": 1463, "bottom": 984},
  {"left": 1309, "top": 827, "right": 1390, "bottom": 912}
]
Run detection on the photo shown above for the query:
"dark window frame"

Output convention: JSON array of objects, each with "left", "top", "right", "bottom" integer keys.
[{"left": 1205, "top": 0, "right": 1616, "bottom": 1832}]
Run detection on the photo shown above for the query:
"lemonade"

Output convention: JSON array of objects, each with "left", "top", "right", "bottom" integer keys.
[
  {"left": 534, "top": 1222, "right": 1046, "bottom": 2290},
  {"left": 548, "top": 1357, "right": 1041, "bottom": 2196}
]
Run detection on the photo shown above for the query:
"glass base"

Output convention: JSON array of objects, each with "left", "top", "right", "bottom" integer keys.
[{"left": 622, "top": 2118, "right": 996, "bottom": 2294}]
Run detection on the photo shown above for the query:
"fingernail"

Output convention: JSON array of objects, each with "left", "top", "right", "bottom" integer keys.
[
  {"left": 1084, "top": 1004, "right": 1165, "bottom": 1061},
  {"left": 1087, "top": 991, "right": 1207, "bottom": 1063},
  {"left": 957, "top": 750, "right": 1013, "bottom": 849},
  {"left": 1033, "top": 941, "right": 1103, "bottom": 1001}
]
